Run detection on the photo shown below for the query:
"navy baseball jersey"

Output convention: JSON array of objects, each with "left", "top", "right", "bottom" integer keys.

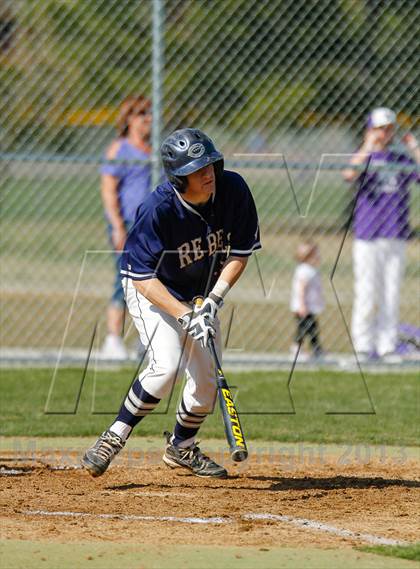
[{"left": 121, "top": 170, "right": 261, "bottom": 301}]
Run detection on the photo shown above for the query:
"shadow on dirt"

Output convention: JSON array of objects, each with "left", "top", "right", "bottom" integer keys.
[
  {"left": 106, "top": 482, "right": 152, "bottom": 491},
  {"left": 105, "top": 475, "right": 420, "bottom": 493},
  {"left": 248, "top": 475, "right": 420, "bottom": 491}
]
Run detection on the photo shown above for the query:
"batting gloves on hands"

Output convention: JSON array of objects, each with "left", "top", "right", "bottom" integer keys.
[
  {"left": 178, "top": 310, "right": 216, "bottom": 348},
  {"left": 199, "top": 292, "right": 224, "bottom": 323}
]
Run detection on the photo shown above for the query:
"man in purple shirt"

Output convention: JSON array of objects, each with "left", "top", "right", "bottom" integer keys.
[{"left": 343, "top": 107, "right": 419, "bottom": 360}]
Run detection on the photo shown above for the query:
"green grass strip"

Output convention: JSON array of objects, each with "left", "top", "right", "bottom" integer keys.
[
  {"left": 359, "top": 543, "right": 420, "bottom": 562},
  {"left": 1, "top": 541, "right": 419, "bottom": 569},
  {"left": 1, "top": 368, "right": 419, "bottom": 445}
]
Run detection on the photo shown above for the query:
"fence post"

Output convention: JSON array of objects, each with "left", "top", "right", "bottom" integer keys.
[{"left": 152, "top": 0, "right": 164, "bottom": 189}]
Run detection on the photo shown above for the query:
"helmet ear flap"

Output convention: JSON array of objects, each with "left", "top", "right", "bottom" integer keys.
[
  {"left": 214, "top": 159, "right": 224, "bottom": 183},
  {"left": 168, "top": 174, "right": 188, "bottom": 192}
]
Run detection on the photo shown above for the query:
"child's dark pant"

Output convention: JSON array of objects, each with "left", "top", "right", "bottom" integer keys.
[{"left": 295, "top": 314, "right": 322, "bottom": 354}]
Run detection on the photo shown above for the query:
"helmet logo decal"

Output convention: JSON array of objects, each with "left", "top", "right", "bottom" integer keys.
[{"left": 187, "top": 143, "right": 205, "bottom": 158}]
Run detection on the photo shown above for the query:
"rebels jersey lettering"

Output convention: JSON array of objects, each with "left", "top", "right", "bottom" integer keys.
[{"left": 121, "top": 170, "right": 261, "bottom": 301}]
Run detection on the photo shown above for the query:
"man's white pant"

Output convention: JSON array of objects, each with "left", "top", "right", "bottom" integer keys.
[
  {"left": 122, "top": 278, "right": 221, "bottom": 417},
  {"left": 352, "top": 238, "right": 406, "bottom": 356}
]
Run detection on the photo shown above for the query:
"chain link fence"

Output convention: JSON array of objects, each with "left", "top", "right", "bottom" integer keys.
[{"left": 1, "top": 0, "right": 419, "bottom": 356}]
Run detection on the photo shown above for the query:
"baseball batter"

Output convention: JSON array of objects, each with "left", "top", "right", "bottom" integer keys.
[{"left": 82, "top": 128, "right": 261, "bottom": 478}]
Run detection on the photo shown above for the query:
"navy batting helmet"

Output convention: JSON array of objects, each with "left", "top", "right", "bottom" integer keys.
[{"left": 161, "top": 128, "right": 224, "bottom": 192}]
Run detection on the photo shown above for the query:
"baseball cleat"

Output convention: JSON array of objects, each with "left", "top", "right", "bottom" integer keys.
[
  {"left": 81, "top": 430, "right": 125, "bottom": 477},
  {"left": 162, "top": 432, "right": 227, "bottom": 478}
]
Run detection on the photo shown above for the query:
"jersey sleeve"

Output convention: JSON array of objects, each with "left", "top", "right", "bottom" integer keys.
[
  {"left": 229, "top": 176, "right": 262, "bottom": 256},
  {"left": 120, "top": 207, "right": 164, "bottom": 280}
]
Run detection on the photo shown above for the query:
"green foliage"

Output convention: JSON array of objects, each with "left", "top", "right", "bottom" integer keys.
[
  {"left": 1, "top": 0, "right": 151, "bottom": 151},
  {"left": 1, "top": 0, "right": 419, "bottom": 152}
]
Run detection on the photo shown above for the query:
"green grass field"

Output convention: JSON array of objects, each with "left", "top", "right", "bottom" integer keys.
[
  {"left": 359, "top": 543, "right": 420, "bottom": 563},
  {"left": 1, "top": 368, "right": 418, "bottom": 445},
  {"left": 2, "top": 541, "right": 419, "bottom": 569},
  {"left": 1, "top": 172, "right": 419, "bottom": 352},
  {"left": 1, "top": 171, "right": 350, "bottom": 226}
]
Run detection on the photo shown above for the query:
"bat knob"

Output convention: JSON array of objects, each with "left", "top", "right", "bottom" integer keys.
[
  {"left": 193, "top": 296, "right": 204, "bottom": 308},
  {"left": 231, "top": 449, "right": 248, "bottom": 462}
]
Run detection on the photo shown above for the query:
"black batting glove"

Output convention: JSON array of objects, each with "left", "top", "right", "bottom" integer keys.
[
  {"left": 199, "top": 293, "right": 224, "bottom": 323},
  {"left": 178, "top": 310, "right": 216, "bottom": 348}
]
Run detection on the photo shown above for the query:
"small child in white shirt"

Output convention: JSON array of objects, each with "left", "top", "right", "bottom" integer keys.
[{"left": 290, "top": 241, "right": 325, "bottom": 357}]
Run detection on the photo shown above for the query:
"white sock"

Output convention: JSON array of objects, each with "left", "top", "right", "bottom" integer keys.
[{"left": 109, "top": 421, "right": 132, "bottom": 441}]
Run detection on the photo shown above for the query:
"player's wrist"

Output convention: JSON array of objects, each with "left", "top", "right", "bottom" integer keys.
[
  {"left": 210, "top": 279, "right": 230, "bottom": 304},
  {"left": 208, "top": 292, "right": 223, "bottom": 307}
]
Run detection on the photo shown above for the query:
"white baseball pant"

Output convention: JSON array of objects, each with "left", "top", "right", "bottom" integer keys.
[
  {"left": 122, "top": 277, "right": 221, "bottom": 416},
  {"left": 352, "top": 238, "right": 406, "bottom": 356}
]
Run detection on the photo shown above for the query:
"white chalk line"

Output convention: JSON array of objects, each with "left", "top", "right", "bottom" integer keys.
[
  {"left": 23, "top": 510, "right": 228, "bottom": 525},
  {"left": 23, "top": 509, "right": 406, "bottom": 545},
  {"left": 101, "top": 490, "right": 197, "bottom": 498},
  {"left": 243, "top": 513, "right": 405, "bottom": 546}
]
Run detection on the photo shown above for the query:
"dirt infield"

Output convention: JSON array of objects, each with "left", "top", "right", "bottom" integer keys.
[{"left": 1, "top": 445, "right": 419, "bottom": 554}]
